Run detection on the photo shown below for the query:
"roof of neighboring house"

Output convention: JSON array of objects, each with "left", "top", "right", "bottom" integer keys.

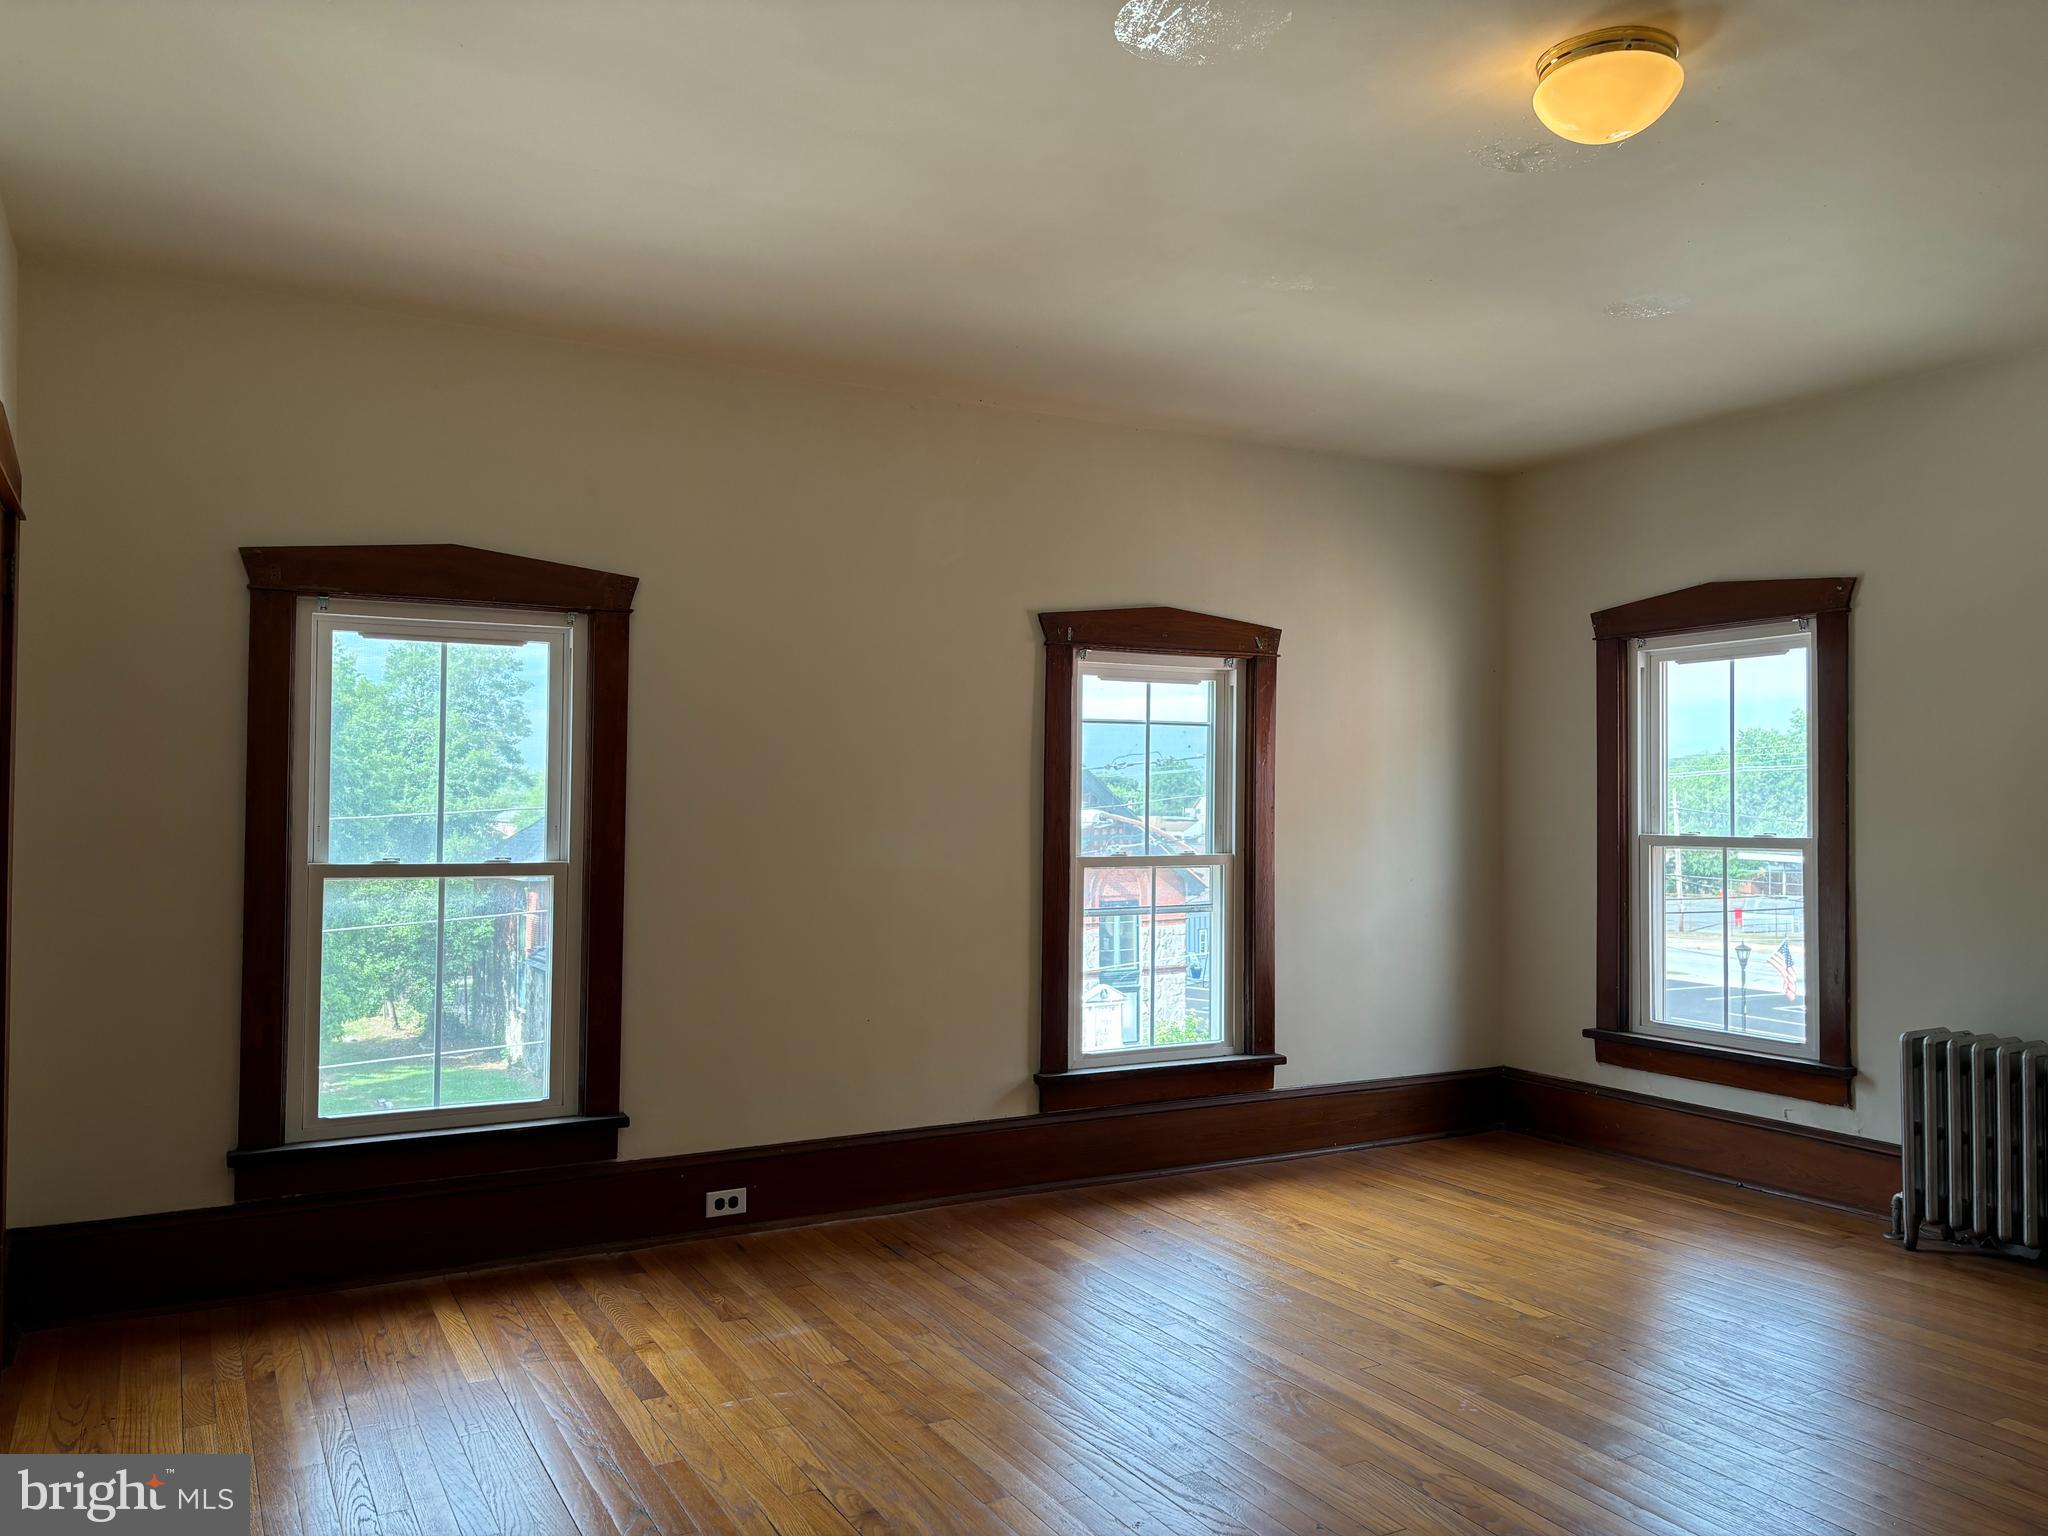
[
  {"left": 1080, "top": 767, "right": 1124, "bottom": 812},
  {"left": 493, "top": 815, "right": 548, "bottom": 863}
]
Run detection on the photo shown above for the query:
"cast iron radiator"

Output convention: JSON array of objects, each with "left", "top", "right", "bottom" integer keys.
[{"left": 1891, "top": 1029, "right": 2045, "bottom": 1258}]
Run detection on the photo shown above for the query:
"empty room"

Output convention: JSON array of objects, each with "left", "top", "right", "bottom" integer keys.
[{"left": 0, "top": 3, "right": 2044, "bottom": 1533}]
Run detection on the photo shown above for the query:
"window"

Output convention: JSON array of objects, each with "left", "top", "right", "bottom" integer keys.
[
  {"left": 1589, "top": 578, "right": 1855, "bottom": 1105},
  {"left": 289, "top": 600, "right": 582, "bottom": 1137},
  {"left": 231, "top": 545, "right": 635, "bottom": 1200},
  {"left": 1076, "top": 654, "right": 1236, "bottom": 1063},
  {"left": 1634, "top": 622, "right": 1813, "bottom": 1057},
  {"left": 1037, "top": 607, "right": 1282, "bottom": 1112}
]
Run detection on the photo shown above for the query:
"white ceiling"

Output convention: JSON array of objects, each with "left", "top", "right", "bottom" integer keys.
[{"left": 2, "top": 1, "right": 2044, "bottom": 469}]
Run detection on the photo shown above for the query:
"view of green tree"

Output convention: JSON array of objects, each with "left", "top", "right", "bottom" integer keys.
[
  {"left": 318, "top": 636, "right": 551, "bottom": 1116},
  {"left": 319, "top": 876, "right": 437, "bottom": 1044},
  {"left": 1661, "top": 712, "right": 1809, "bottom": 905},
  {"left": 1663, "top": 713, "right": 1808, "bottom": 838},
  {"left": 1153, "top": 1013, "right": 1217, "bottom": 1046},
  {"left": 1090, "top": 749, "right": 1204, "bottom": 829},
  {"left": 1149, "top": 755, "right": 1204, "bottom": 822}
]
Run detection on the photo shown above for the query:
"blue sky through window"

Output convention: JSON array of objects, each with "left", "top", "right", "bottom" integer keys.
[{"left": 1666, "top": 647, "right": 1804, "bottom": 758}]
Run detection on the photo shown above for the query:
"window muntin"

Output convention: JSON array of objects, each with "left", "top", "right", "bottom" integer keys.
[
  {"left": 1634, "top": 621, "right": 1815, "bottom": 1057},
  {"left": 1074, "top": 654, "right": 1236, "bottom": 1064},
  {"left": 287, "top": 599, "right": 583, "bottom": 1138}
]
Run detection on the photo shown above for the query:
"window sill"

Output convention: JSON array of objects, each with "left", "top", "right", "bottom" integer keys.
[
  {"left": 1035, "top": 1053, "right": 1285, "bottom": 1113},
  {"left": 1584, "top": 1029, "right": 1853, "bottom": 1106},
  {"left": 228, "top": 1112, "right": 628, "bottom": 1201}
]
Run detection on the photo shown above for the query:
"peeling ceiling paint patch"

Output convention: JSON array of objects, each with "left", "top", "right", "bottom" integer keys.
[
  {"left": 1604, "top": 294, "right": 1691, "bottom": 319},
  {"left": 1239, "top": 273, "right": 1317, "bottom": 291},
  {"left": 1471, "top": 140, "right": 1559, "bottom": 175},
  {"left": 1114, "top": 1, "right": 1292, "bottom": 65}
]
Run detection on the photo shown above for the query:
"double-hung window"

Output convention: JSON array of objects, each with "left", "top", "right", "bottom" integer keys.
[
  {"left": 1075, "top": 652, "right": 1237, "bottom": 1064},
  {"left": 289, "top": 599, "right": 584, "bottom": 1137},
  {"left": 1634, "top": 621, "right": 1814, "bottom": 1057},
  {"left": 1036, "top": 606, "right": 1281, "bottom": 1112},
  {"left": 233, "top": 543, "right": 635, "bottom": 1199},
  {"left": 1589, "top": 578, "right": 1855, "bottom": 1105}
]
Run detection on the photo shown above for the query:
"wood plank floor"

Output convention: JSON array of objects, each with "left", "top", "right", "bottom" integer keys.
[{"left": 5, "top": 1131, "right": 2047, "bottom": 1535}]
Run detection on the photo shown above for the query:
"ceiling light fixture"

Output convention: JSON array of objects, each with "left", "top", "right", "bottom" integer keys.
[{"left": 1532, "top": 26, "right": 1683, "bottom": 145}]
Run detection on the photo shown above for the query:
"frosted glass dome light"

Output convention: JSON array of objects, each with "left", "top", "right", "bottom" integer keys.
[{"left": 1533, "top": 26, "right": 1684, "bottom": 145}]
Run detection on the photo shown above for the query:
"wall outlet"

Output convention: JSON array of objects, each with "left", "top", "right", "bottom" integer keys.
[{"left": 705, "top": 1186, "right": 748, "bottom": 1218}]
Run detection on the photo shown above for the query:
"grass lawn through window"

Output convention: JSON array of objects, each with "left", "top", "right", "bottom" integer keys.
[{"left": 319, "top": 1014, "right": 547, "bottom": 1117}]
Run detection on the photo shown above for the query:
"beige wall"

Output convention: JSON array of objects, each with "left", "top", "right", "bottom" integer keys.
[
  {"left": 0, "top": 190, "right": 16, "bottom": 416},
  {"left": 8, "top": 258, "right": 1502, "bottom": 1226},
  {"left": 25, "top": 246, "right": 2019, "bottom": 1228},
  {"left": 1501, "top": 345, "right": 2048, "bottom": 1143}
]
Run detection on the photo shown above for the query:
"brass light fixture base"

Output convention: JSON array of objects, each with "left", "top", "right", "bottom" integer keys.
[{"left": 1535, "top": 25, "right": 1681, "bottom": 84}]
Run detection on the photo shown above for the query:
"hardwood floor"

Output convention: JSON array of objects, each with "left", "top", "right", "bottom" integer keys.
[{"left": 4, "top": 1132, "right": 2046, "bottom": 1535}]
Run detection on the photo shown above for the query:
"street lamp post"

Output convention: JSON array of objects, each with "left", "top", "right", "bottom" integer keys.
[{"left": 1734, "top": 941, "right": 1752, "bottom": 1031}]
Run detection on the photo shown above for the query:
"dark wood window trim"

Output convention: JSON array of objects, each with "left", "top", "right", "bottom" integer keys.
[
  {"left": 233, "top": 544, "right": 636, "bottom": 1199},
  {"left": 226, "top": 1113, "right": 631, "bottom": 1201},
  {"left": 1, "top": 402, "right": 24, "bottom": 1356},
  {"left": 1589, "top": 578, "right": 1856, "bottom": 1105},
  {"left": 1036, "top": 606, "right": 1283, "bottom": 1112}
]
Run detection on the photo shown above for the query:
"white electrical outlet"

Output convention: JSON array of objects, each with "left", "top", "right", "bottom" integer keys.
[{"left": 705, "top": 1186, "right": 748, "bottom": 1218}]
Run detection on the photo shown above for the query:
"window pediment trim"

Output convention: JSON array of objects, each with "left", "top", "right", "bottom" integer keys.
[
  {"left": 241, "top": 544, "right": 638, "bottom": 613},
  {"left": 1590, "top": 577, "right": 1854, "bottom": 642},
  {"left": 1038, "top": 606, "right": 1280, "bottom": 659}
]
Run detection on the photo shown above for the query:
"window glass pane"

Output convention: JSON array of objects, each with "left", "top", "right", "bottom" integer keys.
[
  {"left": 1148, "top": 678, "right": 1213, "bottom": 724},
  {"left": 328, "top": 629, "right": 553, "bottom": 864},
  {"left": 316, "top": 875, "right": 553, "bottom": 1119},
  {"left": 1146, "top": 729, "right": 1204, "bottom": 860},
  {"left": 439, "top": 876, "right": 553, "bottom": 1106},
  {"left": 1728, "top": 850, "right": 1806, "bottom": 1044},
  {"left": 329, "top": 632, "right": 442, "bottom": 862},
  {"left": 443, "top": 639, "right": 553, "bottom": 860},
  {"left": 1148, "top": 722, "right": 1211, "bottom": 854},
  {"left": 1148, "top": 678, "right": 1214, "bottom": 855},
  {"left": 1654, "top": 847, "right": 1727, "bottom": 1031},
  {"left": 1080, "top": 722, "right": 1146, "bottom": 855},
  {"left": 318, "top": 877, "right": 439, "bottom": 1115},
  {"left": 1080, "top": 672, "right": 1146, "bottom": 722},
  {"left": 1081, "top": 867, "right": 1151, "bottom": 1053},
  {"left": 1153, "top": 866, "right": 1222, "bottom": 1049},
  {"left": 1733, "top": 645, "right": 1809, "bottom": 837},
  {"left": 1079, "top": 865, "right": 1224, "bottom": 1055},
  {"left": 1660, "top": 656, "right": 1730, "bottom": 836}
]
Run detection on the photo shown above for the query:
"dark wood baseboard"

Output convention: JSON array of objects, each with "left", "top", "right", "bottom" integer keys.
[
  {"left": 1503, "top": 1068, "right": 1899, "bottom": 1214},
  {"left": 5, "top": 1065, "right": 1909, "bottom": 1334},
  {"left": 6, "top": 1067, "right": 1502, "bottom": 1332}
]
